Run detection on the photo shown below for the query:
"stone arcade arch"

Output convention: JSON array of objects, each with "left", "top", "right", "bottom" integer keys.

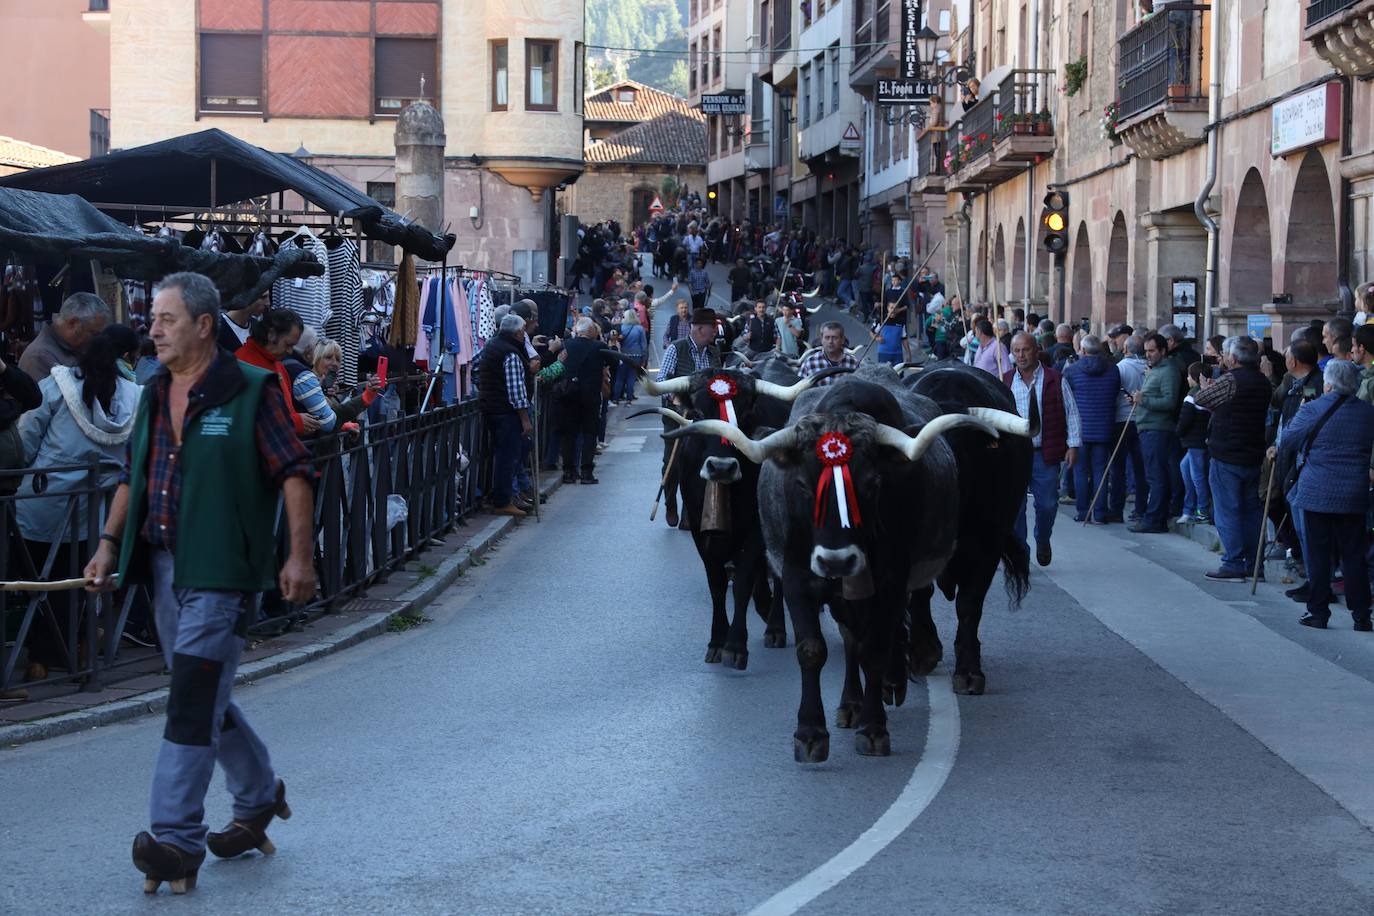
[
  {"left": 1105, "top": 212, "right": 1129, "bottom": 329},
  {"left": 1070, "top": 221, "right": 1093, "bottom": 326},
  {"left": 1283, "top": 150, "right": 1338, "bottom": 308},
  {"left": 1228, "top": 169, "right": 1273, "bottom": 312},
  {"left": 992, "top": 224, "right": 1008, "bottom": 306},
  {"left": 1013, "top": 218, "right": 1027, "bottom": 305}
]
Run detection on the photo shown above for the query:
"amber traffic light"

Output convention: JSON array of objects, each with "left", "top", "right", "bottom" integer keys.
[{"left": 1041, "top": 189, "right": 1069, "bottom": 254}]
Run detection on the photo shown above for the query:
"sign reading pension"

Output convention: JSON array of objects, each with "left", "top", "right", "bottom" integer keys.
[
  {"left": 700, "top": 91, "right": 747, "bottom": 115},
  {"left": 877, "top": 79, "right": 939, "bottom": 105},
  {"left": 900, "top": 0, "right": 922, "bottom": 80}
]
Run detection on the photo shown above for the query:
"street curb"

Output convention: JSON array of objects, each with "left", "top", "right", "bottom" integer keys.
[{"left": 0, "top": 479, "right": 561, "bottom": 749}]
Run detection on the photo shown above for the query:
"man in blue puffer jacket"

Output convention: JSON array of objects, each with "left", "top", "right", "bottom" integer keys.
[
  {"left": 1281, "top": 358, "right": 1374, "bottom": 630},
  {"left": 1063, "top": 335, "right": 1122, "bottom": 524}
]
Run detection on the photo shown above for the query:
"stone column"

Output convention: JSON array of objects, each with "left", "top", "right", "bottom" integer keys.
[
  {"left": 394, "top": 101, "right": 447, "bottom": 265},
  {"left": 1142, "top": 209, "right": 1208, "bottom": 332}
]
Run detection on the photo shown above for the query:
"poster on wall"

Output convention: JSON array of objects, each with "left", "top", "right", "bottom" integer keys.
[
  {"left": 893, "top": 219, "right": 913, "bottom": 259},
  {"left": 1171, "top": 278, "right": 1198, "bottom": 316},
  {"left": 1171, "top": 313, "right": 1197, "bottom": 338},
  {"left": 1247, "top": 314, "right": 1273, "bottom": 342}
]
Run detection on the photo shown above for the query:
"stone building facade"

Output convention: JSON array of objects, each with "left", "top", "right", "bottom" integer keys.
[{"left": 104, "top": 0, "right": 586, "bottom": 278}]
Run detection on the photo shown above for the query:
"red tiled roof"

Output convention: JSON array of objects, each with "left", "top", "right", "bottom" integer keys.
[
  {"left": 584, "top": 80, "right": 694, "bottom": 125},
  {"left": 584, "top": 109, "right": 707, "bottom": 166}
]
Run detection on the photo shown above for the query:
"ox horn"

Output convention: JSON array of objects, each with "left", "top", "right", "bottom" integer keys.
[
  {"left": 664, "top": 421, "right": 799, "bottom": 464},
  {"left": 804, "top": 304, "right": 824, "bottom": 314},
  {"left": 639, "top": 375, "right": 693, "bottom": 397},
  {"left": 801, "top": 286, "right": 824, "bottom": 299},
  {"left": 873, "top": 414, "right": 1001, "bottom": 462},
  {"left": 968, "top": 407, "right": 1036, "bottom": 438},
  {"left": 626, "top": 407, "right": 692, "bottom": 427},
  {"left": 752, "top": 365, "right": 855, "bottom": 402}
]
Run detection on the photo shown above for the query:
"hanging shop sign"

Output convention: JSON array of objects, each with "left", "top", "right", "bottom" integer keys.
[
  {"left": 877, "top": 79, "right": 940, "bottom": 106},
  {"left": 1271, "top": 82, "right": 1341, "bottom": 158},
  {"left": 700, "top": 91, "right": 748, "bottom": 115},
  {"left": 900, "top": 0, "right": 923, "bottom": 80}
]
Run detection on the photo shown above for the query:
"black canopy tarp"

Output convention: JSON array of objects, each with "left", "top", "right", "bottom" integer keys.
[
  {"left": 0, "top": 186, "right": 323, "bottom": 310},
  {"left": 0, "top": 128, "right": 456, "bottom": 262}
]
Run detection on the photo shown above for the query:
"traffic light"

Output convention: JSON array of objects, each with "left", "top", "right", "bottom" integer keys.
[
  {"left": 707, "top": 190, "right": 718, "bottom": 200},
  {"left": 1040, "top": 189, "right": 1069, "bottom": 255}
]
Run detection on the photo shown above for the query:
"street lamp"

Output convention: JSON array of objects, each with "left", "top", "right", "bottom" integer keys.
[{"left": 778, "top": 92, "right": 795, "bottom": 125}]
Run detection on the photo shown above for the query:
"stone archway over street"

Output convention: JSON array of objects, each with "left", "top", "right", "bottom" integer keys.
[
  {"left": 1106, "top": 212, "right": 1129, "bottom": 329},
  {"left": 1283, "top": 151, "right": 1337, "bottom": 307},
  {"left": 1228, "top": 169, "right": 1273, "bottom": 312}
]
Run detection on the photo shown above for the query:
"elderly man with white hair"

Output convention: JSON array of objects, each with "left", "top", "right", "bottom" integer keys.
[
  {"left": 476, "top": 313, "right": 534, "bottom": 517},
  {"left": 558, "top": 317, "right": 622, "bottom": 485}
]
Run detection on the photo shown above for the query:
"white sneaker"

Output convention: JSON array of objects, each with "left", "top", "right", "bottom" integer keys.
[{"left": 1175, "top": 514, "right": 1193, "bottom": 525}]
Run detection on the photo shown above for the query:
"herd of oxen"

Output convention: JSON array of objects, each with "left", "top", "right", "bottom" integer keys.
[{"left": 628, "top": 351, "right": 1037, "bottom": 764}]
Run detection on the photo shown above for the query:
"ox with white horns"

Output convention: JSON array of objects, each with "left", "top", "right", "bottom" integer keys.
[{"left": 666, "top": 375, "right": 1032, "bottom": 762}]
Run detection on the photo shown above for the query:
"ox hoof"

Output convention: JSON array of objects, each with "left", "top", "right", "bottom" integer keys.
[
  {"left": 793, "top": 732, "right": 830, "bottom": 764},
  {"left": 907, "top": 645, "right": 943, "bottom": 679},
  {"left": 855, "top": 729, "right": 891, "bottom": 757},
  {"left": 952, "top": 672, "right": 987, "bottom": 695},
  {"left": 883, "top": 677, "right": 908, "bottom": 708},
  {"left": 704, "top": 646, "right": 723, "bottom": 664},
  {"left": 764, "top": 630, "right": 788, "bottom": 649},
  {"left": 834, "top": 702, "right": 861, "bottom": 729},
  {"left": 721, "top": 648, "right": 749, "bottom": 671}
]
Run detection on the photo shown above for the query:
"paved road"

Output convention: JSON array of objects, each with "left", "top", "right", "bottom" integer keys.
[{"left": 4, "top": 294, "right": 1374, "bottom": 912}]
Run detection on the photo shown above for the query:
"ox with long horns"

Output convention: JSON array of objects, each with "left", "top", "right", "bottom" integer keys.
[
  {"left": 635, "top": 361, "right": 842, "bottom": 669},
  {"left": 667, "top": 377, "right": 1031, "bottom": 762}
]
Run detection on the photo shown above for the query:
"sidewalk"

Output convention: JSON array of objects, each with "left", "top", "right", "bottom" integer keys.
[{"left": 0, "top": 473, "right": 566, "bottom": 746}]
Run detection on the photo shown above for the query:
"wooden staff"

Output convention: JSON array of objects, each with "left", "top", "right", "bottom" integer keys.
[
  {"left": 531, "top": 377, "right": 541, "bottom": 523},
  {"left": 0, "top": 577, "right": 93, "bottom": 592},
  {"left": 651, "top": 439, "right": 682, "bottom": 521},
  {"left": 1082, "top": 400, "right": 1138, "bottom": 525},
  {"left": 1252, "top": 462, "right": 1279, "bottom": 595}
]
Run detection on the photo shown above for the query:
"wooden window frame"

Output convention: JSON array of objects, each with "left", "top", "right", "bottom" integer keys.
[
  {"left": 525, "top": 38, "right": 559, "bottom": 112},
  {"left": 374, "top": 36, "right": 438, "bottom": 116},
  {"left": 198, "top": 32, "right": 264, "bottom": 115},
  {"left": 491, "top": 39, "right": 508, "bottom": 111}
]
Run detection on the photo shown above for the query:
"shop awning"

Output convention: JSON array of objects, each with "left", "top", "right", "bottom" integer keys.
[
  {"left": 0, "top": 186, "right": 323, "bottom": 309},
  {"left": 0, "top": 128, "right": 455, "bottom": 262}
]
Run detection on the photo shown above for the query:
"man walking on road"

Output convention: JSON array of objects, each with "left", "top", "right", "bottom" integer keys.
[
  {"left": 84, "top": 272, "right": 315, "bottom": 895},
  {"left": 1004, "top": 332, "right": 1080, "bottom": 567},
  {"left": 656, "top": 308, "right": 721, "bottom": 528}
]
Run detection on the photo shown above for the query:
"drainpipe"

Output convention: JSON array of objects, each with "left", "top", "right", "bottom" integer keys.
[
  {"left": 1194, "top": 0, "right": 1221, "bottom": 339},
  {"left": 1024, "top": 0, "right": 1042, "bottom": 308},
  {"left": 1337, "top": 74, "right": 1354, "bottom": 318}
]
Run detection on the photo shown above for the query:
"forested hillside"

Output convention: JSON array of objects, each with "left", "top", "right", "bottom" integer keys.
[{"left": 586, "top": 0, "right": 689, "bottom": 97}]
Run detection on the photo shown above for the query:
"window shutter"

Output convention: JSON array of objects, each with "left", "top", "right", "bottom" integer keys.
[
  {"left": 200, "top": 34, "right": 263, "bottom": 112},
  {"left": 375, "top": 38, "right": 437, "bottom": 114}
]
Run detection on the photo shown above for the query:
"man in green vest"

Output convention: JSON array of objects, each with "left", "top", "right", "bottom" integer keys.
[{"left": 84, "top": 272, "right": 315, "bottom": 895}]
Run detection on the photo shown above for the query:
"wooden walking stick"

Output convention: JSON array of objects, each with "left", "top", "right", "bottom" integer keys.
[
  {"left": 1083, "top": 400, "right": 1138, "bottom": 524},
  {"left": 1252, "top": 461, "right": 1279, "bottom": 594},
  {"left": 650, "top": 439, "right": 682, "bottom": 521},
  {"left": 0, "top": 577, "right": 94, "bottom": 592},
  {"left": 531, "top": 377, "right": 541, "bottom": 523}
]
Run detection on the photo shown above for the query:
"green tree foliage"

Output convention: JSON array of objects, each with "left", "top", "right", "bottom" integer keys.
[{"left": 587, "top": 0, "right": 689, "bottom": 97}]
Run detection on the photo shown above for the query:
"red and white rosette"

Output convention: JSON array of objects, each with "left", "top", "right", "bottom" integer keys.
[
  {"left": 707, "top": 375, "right": 739, "bottom": 443},
  {"left": 814, "top": 431, "right": 863, "bottom": 529}
]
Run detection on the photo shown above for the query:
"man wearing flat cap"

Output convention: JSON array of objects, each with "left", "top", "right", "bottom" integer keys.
[{"left": 655, "top": 308, "right": 720, "bottom": 528}]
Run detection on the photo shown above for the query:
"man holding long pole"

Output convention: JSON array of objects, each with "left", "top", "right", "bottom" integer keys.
[{"left": 84, "top": 273, "right": 315, "bottom": 895}]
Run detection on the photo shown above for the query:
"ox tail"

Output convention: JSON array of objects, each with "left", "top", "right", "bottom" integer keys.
[{"left": 1001, "top": 534, "right": 1031, "bottom": 609}]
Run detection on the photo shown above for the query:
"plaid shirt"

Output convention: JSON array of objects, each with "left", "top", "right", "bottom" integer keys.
[
  {"left": 504, "top": 352, "right": 530, "bottom": 410},
  {"left": 687, "top": 267, "right": 711, "bottom": 295},
  {"left": 125, "top": 361, "right": 313, "bottom": 552},
  {"left": 799, "top": 350, "right": 860, "bottom": 386},
  {"left": 657, "top": 336, "right": 715, "bottom": 381}
]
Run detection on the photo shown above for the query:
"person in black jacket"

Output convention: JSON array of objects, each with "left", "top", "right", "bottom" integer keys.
[
  {"left": 1176, "top": 362, "right": 1212, "bottom": 524},
  {"left": 742, "top": 300, "right": 776, "bottom": 356},
  {"left": 558, "top": 318, "right": 621, "bottom": 485},
  {"left": 0, "top": 354, "right": 42, "bottom": 495}
]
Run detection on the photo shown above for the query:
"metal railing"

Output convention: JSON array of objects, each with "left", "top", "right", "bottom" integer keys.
[
  {"left": 1308, "top": 0, "right": 1360, "bottom": 26},
  {"left": 773, "top": 1, "right": 792, "bottom": 62},
  {"left": 1118, "top": 3, "right": 1209, "bottom": 121},
  {"left": 918, "top": 129, "right": 946, "bottom": 177},
  {"left": 0, "top": 389, "right": 558, "bottom": 694},
  {"left": 994, "top": 69, "right": 1054, "bottom": 129},
  {"left": 875, "top": 0, "right": 891, "bottom": 42},
  {"left": 958, "top": 91, "right": 999, "bottom": 161}
]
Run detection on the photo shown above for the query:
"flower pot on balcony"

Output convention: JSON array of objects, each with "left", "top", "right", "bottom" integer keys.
[
  {"left": 1013, "top": 121, "right": 1033, "bottom": 135},
  {"left": 1034, "top": 120, "right": 1051, "bottom": 136},
  {"left": 1167, "top": 84, "right": 1189, "bottom": 100}
]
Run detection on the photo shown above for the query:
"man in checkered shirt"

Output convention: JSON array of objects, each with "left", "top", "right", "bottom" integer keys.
[
  {"left": 798, "top": 321, "right": 860, "bottom": 387},
  {"left": 657, "top": 308, "right": 720, "bottom": 527}
]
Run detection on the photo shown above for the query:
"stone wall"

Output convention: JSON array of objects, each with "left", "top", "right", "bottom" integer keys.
[{"left": 560, "top": 166, "right": 707, "bottom": 231}]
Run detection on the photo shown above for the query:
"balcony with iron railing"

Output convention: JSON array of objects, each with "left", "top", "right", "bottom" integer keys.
[
  {"left": 1304, "top": 0, "right": 1374, "bottom": 77},
  {"left": 850, "top": 0, "right": 897, "bottom": 85},
  {"left": 911, "top": 127, "right": 947, "bottom": 194},
  {"left": 1115, "top": 3, "right": 1210, "bottom": 160},
  {"left": 948, "top": 69, "right": 1056, "bottom": 189}
]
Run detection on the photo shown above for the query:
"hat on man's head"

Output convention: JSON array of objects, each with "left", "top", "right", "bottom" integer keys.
[
  {"left": 690, "top": 308, "right": 717, "bottom": 326},
  {"left": 1108, "top": 323, "right": 1134, "bottom": 337}
]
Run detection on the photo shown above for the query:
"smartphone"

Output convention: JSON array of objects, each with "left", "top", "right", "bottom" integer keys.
[{"left": 377, "top": 356, "right": 389, "bottom": 386}]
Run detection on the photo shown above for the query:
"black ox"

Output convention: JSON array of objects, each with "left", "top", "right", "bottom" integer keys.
[{"left": 668, "top": 375, "right": 1030, "bottom": 762}]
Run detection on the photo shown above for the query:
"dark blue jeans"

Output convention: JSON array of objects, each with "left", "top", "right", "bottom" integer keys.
[
  {"left": 1109, "top": 421, "right": 1146, "bottom": 518},
  {"left": 486, "top": 412, "right": 523, "bottom": 508},
  {"left": 1138, "top": 429, "right": 1179, "bottom": 528},
  {"left": 1304, "top": 512, "right": 1372, "bottom": 618},
  {"left": 1181, "top": 447, "right": 1210, "bottom": 516},
  {"left": 1209, "top": 458, "right": 1263, "bottom": 574},
  {"left": 1013, "top": 450, "right": 1063, "bottom": 549},
  {"left": 1074, "top": 441, "right": 1112, "bottom": 522}
]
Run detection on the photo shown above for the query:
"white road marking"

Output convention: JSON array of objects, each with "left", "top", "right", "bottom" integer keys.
[
  {"left": 748, "top": 677, "right": 962, "bottom": 915},
  {"left": 603, "top": 436, "right": 647, "bottom": 452}
]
